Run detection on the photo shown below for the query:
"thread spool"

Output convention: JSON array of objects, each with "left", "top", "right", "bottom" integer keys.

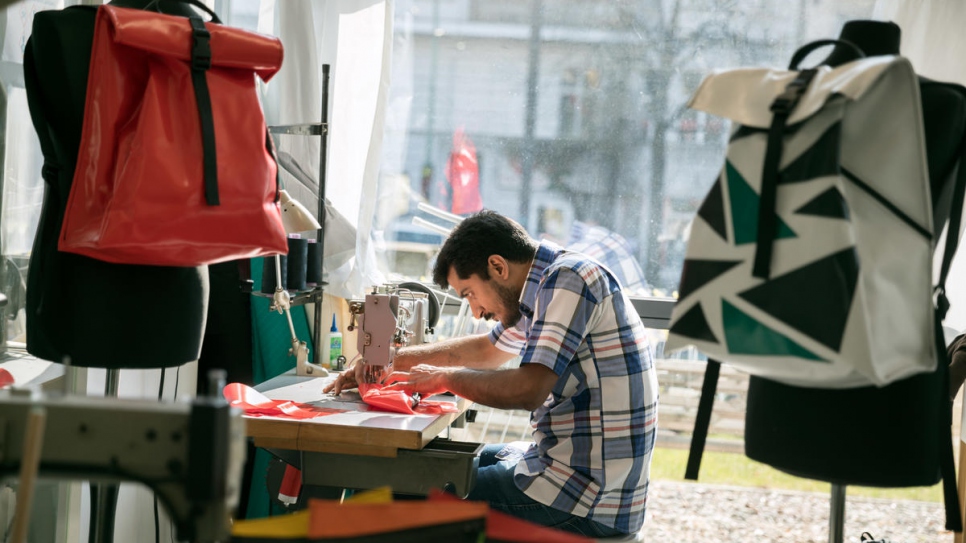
[
  {"left": 260, "top": 254, "right": 287, "bottom": 294},
  {"left": 306, "top": 239, "right": 323, "bottom": 286},
  {"left": 286, "top": 235, "right": 309, "bottom": 292}
]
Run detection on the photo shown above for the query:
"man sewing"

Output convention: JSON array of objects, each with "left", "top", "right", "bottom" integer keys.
[{"left": 325, "top": 210, "right": 658, "bottom": 538}]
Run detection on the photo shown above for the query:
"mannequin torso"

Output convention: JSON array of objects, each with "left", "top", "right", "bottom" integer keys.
[
  {"left": 24, "top": 4, "right": 209, "bottom": 368},
  {"left": 744, "top": 20, "right": 966, "bottom": 489}
]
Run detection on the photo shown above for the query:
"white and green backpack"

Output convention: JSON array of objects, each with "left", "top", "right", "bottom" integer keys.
[{"left": 666, "top": 41, "right": 965, "bottom": 388}]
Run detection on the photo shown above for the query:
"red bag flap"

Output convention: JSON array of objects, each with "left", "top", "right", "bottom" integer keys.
[{"left": 102, "top": 5, "right": 283, "bottom": 81}]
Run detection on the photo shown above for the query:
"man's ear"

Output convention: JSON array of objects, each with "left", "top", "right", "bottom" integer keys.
[{"left": 488, "top": 255, "right": 509, "bottom": 280}]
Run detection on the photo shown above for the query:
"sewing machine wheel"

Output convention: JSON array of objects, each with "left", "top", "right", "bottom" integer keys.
[{"left": 397, "top": 281, "right": 440, "bottom": 329}]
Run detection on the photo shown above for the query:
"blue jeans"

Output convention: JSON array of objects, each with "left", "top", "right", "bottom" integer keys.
[{"left": 466, "top": 444, "right": 625, "bottom": 538}]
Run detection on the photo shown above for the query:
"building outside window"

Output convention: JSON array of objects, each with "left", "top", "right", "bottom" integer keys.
[{"left": 375, "top": 0, "right": 876, "bottom": 297}]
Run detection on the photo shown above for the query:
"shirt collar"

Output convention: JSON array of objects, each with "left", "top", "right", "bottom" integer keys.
[{"left": 519, "top": 241, "right": 563, "bottom": 319}]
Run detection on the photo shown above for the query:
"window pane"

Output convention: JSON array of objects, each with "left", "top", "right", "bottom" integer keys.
[{"left": 377, "top": 0, "right": 874, "bottom": 294}]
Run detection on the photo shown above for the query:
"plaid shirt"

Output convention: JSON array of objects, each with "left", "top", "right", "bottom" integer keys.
[{"left": 488, "top": 241, "right": 659, "bottom": 533}]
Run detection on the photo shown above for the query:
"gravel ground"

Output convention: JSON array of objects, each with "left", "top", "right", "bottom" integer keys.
[{"left": 644, "top": 480, "right": 949, "bottom": 543}]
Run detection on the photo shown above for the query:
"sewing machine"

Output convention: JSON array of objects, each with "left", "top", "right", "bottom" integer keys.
[
  {"left": 0, "top": 388, "right": 245, "bottom": 543},
  {"left": 246, "top": 283, "right": 483, "bottom": 501},
  {"left": 348, "top": 283, "right": 438, "bottom": 384}
]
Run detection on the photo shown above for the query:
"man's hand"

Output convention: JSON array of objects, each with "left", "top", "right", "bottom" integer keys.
[
  {"left": 383, "top": 364, "right": 453, "bottom": 396},
  {"left": 322, "top": 360, "right": 366, "bottom": 395}
]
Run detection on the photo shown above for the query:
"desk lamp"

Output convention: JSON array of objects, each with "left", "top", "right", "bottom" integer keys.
[{"left": 274, "top": 189, "right": 325, "bottom": 376}]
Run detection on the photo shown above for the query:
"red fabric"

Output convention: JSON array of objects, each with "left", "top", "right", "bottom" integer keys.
[
  {"left": 0, "top": 368, "right": 13, "bottom": 389},
  {"left": 59, "top": 5, "right": 288, "bottom": 266},
  {"left": 223, "top": 383, "right": 338, "bottom": 420},
  {"left": 358, "top": 383, "right": 459, "bottom": 415},
  {"left": 427, "top": 490, "right": 595, "bottom": 543},
  {"left": 446, "top": 128, "right": 483, "bottom": 215}
]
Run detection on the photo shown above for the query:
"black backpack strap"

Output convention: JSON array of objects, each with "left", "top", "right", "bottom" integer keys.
[
  {"left": 265, "top": 130, "right": 281, "bottom": 203},
  {"left": 935, "top": 102, "right": 966, "bottom": 533},
  {"left": 752, "top": 69, "right": 818, "bottom": 280},
  {"left": 188, "top": 15, "right": 219, "bottom": 206},
  {"left": 935, "top": 127, "right": 966, "bottom": 322},
  {"left": 685, "top": 358, "right": 720, "bottom": 480},
  {"left": 934, "top": 309, "right": 962, "bottom": 532}
]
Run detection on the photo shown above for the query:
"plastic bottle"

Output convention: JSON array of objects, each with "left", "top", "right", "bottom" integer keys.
[{"left": 324, "top": 314, "right": 342, "bottom": 370}]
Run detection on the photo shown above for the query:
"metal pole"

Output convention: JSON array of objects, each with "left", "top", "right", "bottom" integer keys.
[
  {"left": 103, "top": 368, "right": 119, "bottom": 397},
  {"left": 90, "top": 369, "right": 121, "bottom": 543},
  {"left": 829, "top": 483, "right": 846, "bottom": 543},
  {"left": 315, "top": 64, "right": 330, "bottom": 364},
  {"left": 423, "top": 0, "right": 440, "bottom": 201},
  {"left": 519, "top": 0, "right": 542, "bottom": 228}
]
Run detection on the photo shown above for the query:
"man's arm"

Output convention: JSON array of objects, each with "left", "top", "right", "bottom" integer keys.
[
  {"left": 393, "top": 333, "right": 516, "bottom": 372},
  {"left": 386, "top": 362, "right": 558, "bottom": 411},
  {"left": 323, "top": 332, "right": 516, "bottom": 394}
]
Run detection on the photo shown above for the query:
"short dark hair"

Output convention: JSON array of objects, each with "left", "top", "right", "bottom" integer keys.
[{"left": 432, "top": 209, "right": 538, "bottom": 289}]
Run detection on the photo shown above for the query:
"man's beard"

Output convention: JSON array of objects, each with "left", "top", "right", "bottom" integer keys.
[{"left": 493, "top": 281, "right": 523, "bottom": 327}]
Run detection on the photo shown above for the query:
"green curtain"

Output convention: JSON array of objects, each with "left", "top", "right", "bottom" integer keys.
[{"left": 246, "top": 256, "right": 315, "bottom": 519}]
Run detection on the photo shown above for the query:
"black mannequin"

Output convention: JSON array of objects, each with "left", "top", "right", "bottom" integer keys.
[
  {"left": 23, "top": 0, "right": 210, "bottom": 370},
  {"left": 819, "top": 20, "right": 966, "bottom": 233},
  {"left": 820, "top": 20, "right": 902, "bottom": 66},
  {"left": 24, "top": 5, "right": 231, "bottom": 541},
  {"left": 744, "top": 19, "right": 965, "bottom": 525}
]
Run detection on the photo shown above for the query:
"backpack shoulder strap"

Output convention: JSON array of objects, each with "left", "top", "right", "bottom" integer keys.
[
  {"left": 916, "top": 79, "right": 966, "bottom": 532},
  {"left": 684, "top": 358, "right": 721, "bottom": 480}
]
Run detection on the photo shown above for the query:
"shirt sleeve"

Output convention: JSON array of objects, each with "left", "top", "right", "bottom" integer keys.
[
  {"left": 522, "top": 266, "right": 600, "bottom": 375},
  {"left": 488, "top": 320, "right": 527, "bottom": 355}
]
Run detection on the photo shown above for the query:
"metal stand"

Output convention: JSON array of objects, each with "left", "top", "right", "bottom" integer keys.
[
  {"left": 829, "top": 483, "right": 846, "bottom": 543},
  {"left": 313, "top": 64, "right": 329, "bottom": 363},
  {"left": 267, "top": 64, "right": 330, "bottom": 364},
  {"left": 89, "top": 368, "right": 120, "bottom": 543}
]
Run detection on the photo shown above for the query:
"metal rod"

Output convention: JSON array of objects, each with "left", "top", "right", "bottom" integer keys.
[
  {"left": 91, "top": 369, "right": 121, "bottom": 543},
  {"left": 268, "top": 123, "right": 325, "bottom": 136},
  {"left": 275, "top": 254, "right": 285, "bottom": 293},
  {"left": 417, "top": 202, "right": 464, "bottom": 225},
  {"left": 519, "top": 0, "right": 543, "bottom": 227},
  {"left": 412, "top": 216, "right": 454, "bottom": 237},
  {"left": 207, "top": 369, "right": 227, "bottom": 400},
  {"left": 314, "top": 64, "right": 330, "bottom": 364},
  {"left": 104, "top": 368, "right": 119, "bottom": 397},
  {"left": 829, "top": 484, "right": 846, "bottom": 543}
]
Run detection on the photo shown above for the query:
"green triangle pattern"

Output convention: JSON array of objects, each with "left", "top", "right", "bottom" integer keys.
[
  {"left": 726, "top": 161, "right": 796, "bottom": 245},
  {"left": 722, "top": 299, "right": 826, "bottom": 361}
]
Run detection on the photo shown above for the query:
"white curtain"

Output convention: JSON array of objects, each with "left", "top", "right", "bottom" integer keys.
[
  {"left": 260, "top": 0, "right": 390, "bottom": 299},
  {"left": 874, "top": 0, "right": 966, "bottom": 335},
  {"left": 873, "top": 1, "right": 966, "bottom": 85}
]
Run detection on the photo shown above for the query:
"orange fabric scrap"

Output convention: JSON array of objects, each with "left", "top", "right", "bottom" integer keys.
[
  {"left": 223, "top": 382, "right": 338, "bottom": 420},
  {"left": 359, "top": 382, "right": 459, "bottom": 415}
]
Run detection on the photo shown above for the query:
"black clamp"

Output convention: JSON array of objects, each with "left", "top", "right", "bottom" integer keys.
[
  {"left": 770, "top": 68, "right": 817, "bottom": 115},
  {"left": 936, "top": 285, "right": 951, "bottom": 321},
  {"left": 41, "top": 163, "right": 59, "bottom": 181},
  {"left": 189, "top": 17, "right": 212, "bottom": 71}
]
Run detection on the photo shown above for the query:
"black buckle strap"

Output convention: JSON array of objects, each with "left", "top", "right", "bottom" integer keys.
[
  {"left": 188, "top": 16, "right": 219, "bottom": 206},
  {"left": 752, "top": 69, "right": 818, "bottom": 279},
  {"left": 189, "top": 17, "right": 212, "bottom": 71},
  {"left": 770, "top": 69, "right": 817, "bottom": 114}
]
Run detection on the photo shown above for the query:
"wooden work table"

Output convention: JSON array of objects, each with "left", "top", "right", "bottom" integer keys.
[
  {"left": 246, "top": 370, "right": 471, "bottom": 457},
  {"left": 245, "top": 370, "right": 482, "bottom": 497}
]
